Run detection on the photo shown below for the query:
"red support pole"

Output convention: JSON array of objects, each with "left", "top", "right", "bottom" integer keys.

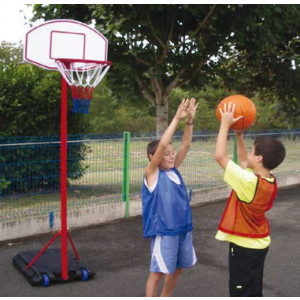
[
  {"left": 24, "top": 76, "right": 79, "bottom": 280},
  {"left": 67, "top": 231, "right": 80, "bottom": 261},
  {"left": 26, "top": 231, "right": 61, "bottom": 270},
  {"left": 61, "top": 76, "right": 68, "bottom": 280}
]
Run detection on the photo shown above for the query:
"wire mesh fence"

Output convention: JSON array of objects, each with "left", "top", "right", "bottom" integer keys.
[{"left": 1, "top": 129, "right": 299, "bottom": 223}]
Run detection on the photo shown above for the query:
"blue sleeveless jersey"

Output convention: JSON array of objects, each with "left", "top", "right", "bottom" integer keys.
[{"left": 141, "top": 168, "right": 193, "bottom": 238}]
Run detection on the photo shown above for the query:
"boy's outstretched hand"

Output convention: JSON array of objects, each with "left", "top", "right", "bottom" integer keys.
[
  {"left": 174, "top": 98, "right": 198, "bottom": 123},
  {"left": 219, "top": 102, "right": 244, "bottom": 129},
  {"left": 175, "top": 99, "right": 190, "bottom": 121},
  {"left": 173, "top": 98, "right": 197, "bottom": 169},
  {"left": 186, "top": 98, "right": 198, "bottom": 123},
  {"left": 215, "top": 102, "right": 244, "bottom": 170}
]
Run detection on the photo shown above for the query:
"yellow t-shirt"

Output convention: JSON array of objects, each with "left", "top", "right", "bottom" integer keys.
[{"left": 215, "top": 160, "right": 274, "bottom": 249}]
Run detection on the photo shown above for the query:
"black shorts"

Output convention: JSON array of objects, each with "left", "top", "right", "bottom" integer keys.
[{"left": 228, "top": 242, "right": 269, "bottom": 297}]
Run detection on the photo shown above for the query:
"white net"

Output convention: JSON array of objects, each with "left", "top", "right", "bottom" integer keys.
[
  {"left": 55, "top": 59, "right": 111, "bottom": 113},
  {"left": 55, "top": 59, "right": 111, "bottom": 88}
]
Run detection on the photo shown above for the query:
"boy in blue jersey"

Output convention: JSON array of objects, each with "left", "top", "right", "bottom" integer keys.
[{"left": 142, "top": 98, "right": 198, "bottom": 297}]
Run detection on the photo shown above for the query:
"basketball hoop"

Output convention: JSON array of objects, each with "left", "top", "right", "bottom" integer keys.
[
  {"left": 17, "top": 19, "right": 112, "bottom": 285},
  {"left": 55, "top": 59, "right": 111, "bottom": 114}
]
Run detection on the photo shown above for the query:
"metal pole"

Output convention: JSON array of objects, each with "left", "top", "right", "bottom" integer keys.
[
  {"left": 60, "top": 76, "right": 68, "bottom": 280},
  {"left": 233, "top": 135, "right": 238, "bottom": 164},
  {"left": 122, "top": 132, "right": 130, "bottom": 218}
]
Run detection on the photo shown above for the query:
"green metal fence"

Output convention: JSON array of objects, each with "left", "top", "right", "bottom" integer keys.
[{"left": 0, "top": 129, "right": 299, "bottom": 223}]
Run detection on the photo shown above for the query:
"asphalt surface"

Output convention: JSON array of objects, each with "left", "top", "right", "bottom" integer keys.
[{"left": 0, "top": 184, "right": 299, "bottom": 297}]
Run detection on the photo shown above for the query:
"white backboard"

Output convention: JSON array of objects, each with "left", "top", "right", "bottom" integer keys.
[{"left": 24, "top": 19, "right": 108, "bottom": 70}]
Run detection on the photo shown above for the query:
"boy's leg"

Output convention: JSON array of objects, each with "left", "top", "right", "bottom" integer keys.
[
  {"left": 147, "top": 235, "right": 179, "bottom": 296},
  {"left": 160, "top": 232, "right": 197, "bottom": 297},
  {"left": 228, "top": 243, "right": 269, "bottom": 297},
  {"left": 160, "top": 268, "right": 183, "bottom": 297},
  {"left": 177, "top": 231, "right": 198, "bottom": 269},
  {"left": 146, "top": 272, "right": 164, "bottom": 297}
]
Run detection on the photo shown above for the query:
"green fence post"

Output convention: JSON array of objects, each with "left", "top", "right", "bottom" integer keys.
[
  {"left": 233, "top": 135, "right": 238, "bottom": 164},
  {"left": 123, "top": 132, "right": 130, "bottom": 218}
]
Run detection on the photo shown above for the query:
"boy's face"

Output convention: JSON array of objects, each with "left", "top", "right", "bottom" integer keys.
[
  {"left": 248, "top": 145, "right": 263, "bottom": 169},
  {"left": 158, "top": 144, "right": 176, "bottom": 170}
]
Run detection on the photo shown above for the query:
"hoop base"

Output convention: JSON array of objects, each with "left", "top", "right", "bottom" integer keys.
[{"left": 13, "top": 249, "right": 95, "bottom": 286}]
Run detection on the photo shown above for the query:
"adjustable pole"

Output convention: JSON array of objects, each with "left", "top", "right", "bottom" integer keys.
[
  {"left": 60, "top": 76, "right": 68, "bottom": 280},
  {"left": 24, "top": 68, "right": 80, "bottom": 282}
]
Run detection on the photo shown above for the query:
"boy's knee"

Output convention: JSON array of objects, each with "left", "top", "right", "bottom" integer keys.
[
  {"left": 175, "top": 268, "right": 183, "bottom": 276},
  {"left": 165, "top": 268, "right": 183, "bottom": 281},
  {"left": 149, "top": 272, "right": 164, "bottom": 283}
]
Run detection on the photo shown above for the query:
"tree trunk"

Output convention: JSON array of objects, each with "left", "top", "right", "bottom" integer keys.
[{"left": 155, "top": 101, "right": 169, "bottom": 136}]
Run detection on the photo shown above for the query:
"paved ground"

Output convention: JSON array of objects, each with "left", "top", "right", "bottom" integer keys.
[{"left": 0, "top": 184, "right": 299, "bottom": 297}]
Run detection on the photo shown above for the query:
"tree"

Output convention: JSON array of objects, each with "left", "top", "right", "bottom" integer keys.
[
  {"left": 214, "top": 5, "right": 300, "bottom": 126},
  {"left": 0, "top": 41, "right": 90, "bottom": 136},
  {"left": 0, "top": 42, "right": 90, "bottom": 194},
  {"left": 30, "top": 4, "right": 300, "bottom": 132},
  {"left": 88, "top": 79, "right": 155, "bottom": 133}
]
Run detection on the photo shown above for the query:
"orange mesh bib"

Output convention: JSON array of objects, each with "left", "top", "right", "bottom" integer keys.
[{"left": 218, "top": 175, "right": 277, "bottom": 238}]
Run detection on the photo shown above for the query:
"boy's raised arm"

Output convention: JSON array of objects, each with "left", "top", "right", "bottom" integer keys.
[
  {"left": 145, "top": 99, "right": 189, "bottom": 177},
  {"left": 215, "top": 103, "right": 244, "bottom": 170},
  {"left": 175, "top": 98, "right": 198, "bottom": 168},
  {"left": 235, "top": 131, "right": 248, "bottom": 169}
]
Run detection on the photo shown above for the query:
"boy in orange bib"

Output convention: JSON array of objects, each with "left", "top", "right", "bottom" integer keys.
[{"left": 214, "top": 102, "right": 286, "bottom": 296}]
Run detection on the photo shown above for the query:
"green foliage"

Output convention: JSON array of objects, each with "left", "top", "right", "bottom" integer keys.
[
  {"left": 0, "top": 42, "right": 89, "bottom": 136},
  {"left": 215, "top": 5, "right": 300, "bottom": 124},
  {"left": 0, "top": 140, "right": 90, "bottom": 195},
  {"left": 251, "top": 92, "right": 291, "bottom": 130},
  {"left": 87, "top": 75, "right": 298, "bottom": 132},
  {"left": 169, "top": 84, "right": 295, "bottom": 131},
  {"left": 0, "top": 42, "right": 90, "bottom": 194},
  {"left": 169, "top": 86, "right": 226, "bottom": 130},
  {"left": 30, "top": 4, "right": 300, "bottom": 131},
  {"left": 88, "top": 79, "right": 155, "bottom": 133}
]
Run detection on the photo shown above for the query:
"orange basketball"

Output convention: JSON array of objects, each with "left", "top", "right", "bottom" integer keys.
[{"left": 216, "top": 95, "right": 256, "bottom": 130}]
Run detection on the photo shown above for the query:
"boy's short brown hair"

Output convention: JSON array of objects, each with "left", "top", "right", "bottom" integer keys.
[
  {"left": 147, "top": 140, "right": 160, "bottom": 160},
  {"left": 254, "top": 137, "right": 286, "bottom": 170},
  {"left": 147, "top": 140, "right": 172, "bottom": 161}
]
